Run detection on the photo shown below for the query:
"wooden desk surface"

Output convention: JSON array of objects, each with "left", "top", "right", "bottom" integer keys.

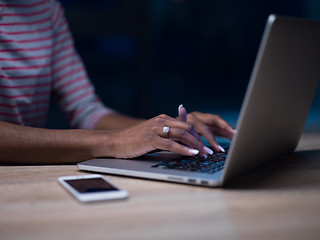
[{"left": 1, "top": 133, "right": 320, "bottom": 240}]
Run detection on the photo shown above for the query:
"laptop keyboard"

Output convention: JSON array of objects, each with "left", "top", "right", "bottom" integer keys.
[{"left": 151, "top": 146, "right": 229, "bottom": 175}]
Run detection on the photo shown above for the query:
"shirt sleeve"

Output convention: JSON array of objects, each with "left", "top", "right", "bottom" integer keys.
[{"left": 50, "top": 1, "right": 114, "bottom": 129}]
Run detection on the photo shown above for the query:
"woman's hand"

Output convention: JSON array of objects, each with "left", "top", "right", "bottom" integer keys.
[
  {"left": 108, "top": 114, "right": 213, "bottom": 159},
  {"left": 177, "top": 105, "right": 236, "bottom": 152}
]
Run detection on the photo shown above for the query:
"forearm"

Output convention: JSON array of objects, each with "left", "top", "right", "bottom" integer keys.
[
  {"left": 0, "top": 121, "right": 114, "bottom": 164},
  {"left": 95, "top": 113, "right": 145, "bottom": 130}
]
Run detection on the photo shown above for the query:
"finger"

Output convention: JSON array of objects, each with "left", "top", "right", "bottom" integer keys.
[
  {"left": 201, "top": 130, "right": 225, "bottom": 153},
  {"left": 154, "top": 114, "right": 202, "bottom": 142},
  {"left": 161, "top": 118, "right": 204, "bottom": 144},
  {"left": 156, "top": 124, "right": 206, "bottom": 156},
  {"left": 198, "top": 113, "right": 235, "bottom": 140},
  {"left": 177, "top": 105, "right": 203, "bottom": 143},
  {"left": 188, "top": 114, "right": 222, "bottom": 152},
  {"left": 153, "top": 114, "right": 204, "bottom": 145},
  {"left": 156, "top": 137, "right": 200, "bottom": 156},
  {"left": 161, "top": 127, "right": 208, "bottom": 156},
  {"left": 178, "top": 104, "right": 187, "bottom": 122},
  {"left": 211, "top": 117, "right": 235, "bottom": 140}
]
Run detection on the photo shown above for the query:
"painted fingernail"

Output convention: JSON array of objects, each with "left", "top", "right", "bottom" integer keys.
[
  {"left": 218, "top": 145, "right": 226, "bottom": 153},
  {"left": 188, "top": 149, "right": 199, "bottom": 155},
  {"left": 178, "top": 104, "right": 183, "bottom": 112},
  {"left": 204, "top": 146, "right": 213, "bottom": 155},
  {"left": 203, "top": 154, "right": 208, "bottom": 159}
]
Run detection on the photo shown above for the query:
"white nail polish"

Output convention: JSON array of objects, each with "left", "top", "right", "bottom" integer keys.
[
  {"left": 203, "top": 146, "right": 213, "bottom": 155},
  {"left": 203, "top": 154, "right": 208, "bottom": 159},
  {"left": 188, "top": 149, "right": 199, "bottom": 155},
  {"left": 218, "top": 145, "right": 226, "bottom": 153},
  {"left": 178, "top": 104, "right": 183, "bottom": 112}
]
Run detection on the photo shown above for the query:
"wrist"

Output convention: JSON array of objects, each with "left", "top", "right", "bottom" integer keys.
[{"left": 87, "top": 130, "right": 118, "bottom": 158}]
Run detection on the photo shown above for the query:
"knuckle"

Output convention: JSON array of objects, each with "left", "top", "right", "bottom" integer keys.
[
  {"left": 188, "top": 112, "right": 197, "bottom": 120},
  {"left": 164, "top": 139, "right": 173, "bottom": 149},
  {"left": 176, "top": 128, "right": 187, "bottom": 138},
  {"left": 185, "top": 123, "right": 193, "bottom": 132},
  {"left": 158, "top": 114, "right": 168, "bottom": 119},
  {"left": 195, "top": 141, "right": 203, "bottom": 149},
  {"left": 216, "top": 122, "right": 227, "bottom": 130},
  {"left": 146, "top": 134, "right": 155, "bottom": 142},
  {"left": 222, "top": 125, "right": 228, "bottom": 132},
  {"left": 154, "top": 117, "right": 165, "bottom": 124},
  {"left": 150, "top": 125, "right": 158, "bottom": 132},
  {"left": 202, "top": 125, "right": 211, "bottom": 132}
]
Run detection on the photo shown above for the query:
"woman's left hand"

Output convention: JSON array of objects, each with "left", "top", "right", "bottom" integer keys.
[{"left": 177, "top": 105, "right": 236, "bottom": 152}]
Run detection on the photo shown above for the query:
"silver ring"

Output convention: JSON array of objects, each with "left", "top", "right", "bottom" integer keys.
[{"left": 163, "top": 126, "right": 170, "bottom": 138}]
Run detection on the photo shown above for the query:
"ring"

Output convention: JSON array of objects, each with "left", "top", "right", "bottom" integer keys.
[{"left": 163, "top": 126, "right": 170, "bottom": 138}]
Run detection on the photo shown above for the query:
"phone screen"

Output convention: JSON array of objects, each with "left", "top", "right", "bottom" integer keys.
[{"left": 65, "top": 178, "right": 118, "bottom": 193}]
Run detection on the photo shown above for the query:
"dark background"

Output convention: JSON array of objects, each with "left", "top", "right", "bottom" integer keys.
[{"left": 47, "top": 0, "right": 320, "bottom": 131}]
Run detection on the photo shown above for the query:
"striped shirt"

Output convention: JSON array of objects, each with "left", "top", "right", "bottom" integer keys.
[{"left": 0, "top": 0, "right": 113, "bottom": 129}]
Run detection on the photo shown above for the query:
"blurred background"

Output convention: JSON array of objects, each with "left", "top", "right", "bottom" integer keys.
[{"left": 47, "top": 0, "right": 320, "bottom": 132}]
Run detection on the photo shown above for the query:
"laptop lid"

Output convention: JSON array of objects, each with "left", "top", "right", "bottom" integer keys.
[
  {"left": 78, "top": 15, "right": 320, "bottom": 187},
  {"left": 221, "top": 15, "right": 320, "bottom": 185}
]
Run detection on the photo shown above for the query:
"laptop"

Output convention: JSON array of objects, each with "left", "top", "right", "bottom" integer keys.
[{"left": 78, "top": 15, "right": 320, "bottom": 187}]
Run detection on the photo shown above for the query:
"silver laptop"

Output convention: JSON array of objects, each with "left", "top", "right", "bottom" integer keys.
[{"left": 78, "top": 15, "right": 320, "bottom": 187}]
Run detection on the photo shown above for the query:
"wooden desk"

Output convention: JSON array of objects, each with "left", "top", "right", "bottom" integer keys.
[{"left": 1, "top": 133, "right": 320, "bottom": 240}]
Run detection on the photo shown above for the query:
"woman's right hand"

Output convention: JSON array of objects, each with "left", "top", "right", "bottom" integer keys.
[{"left": 104, "top": 114, "right": 212, "bottom": 159}]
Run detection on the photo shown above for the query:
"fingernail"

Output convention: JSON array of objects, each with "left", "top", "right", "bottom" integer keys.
[
  {"left": 203, "top": 154, "right": 208, "bottom": 159},
  {"left": 234, "top": 129, "right": 237, "bottom": 134},
  {"left": 178, "top": 104, "right": 183, "bottom": 113},
  {"left": 188, "top": 149, "right": 199, "bottom": 155},
  {"left": 203, "top": 146, "right": 213, "bottom": 155},
  {"left": 218, "top": 145, "right": 226, "bottom": 153}
]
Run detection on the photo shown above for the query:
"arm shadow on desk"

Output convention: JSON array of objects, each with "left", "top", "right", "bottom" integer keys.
[{"left": 225, "top": 149, "right": 320, "bottom": 190}]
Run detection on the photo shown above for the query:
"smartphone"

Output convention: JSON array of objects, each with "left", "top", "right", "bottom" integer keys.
[{"left": 58, "top": 174, "right": 129, "bottom": 202}]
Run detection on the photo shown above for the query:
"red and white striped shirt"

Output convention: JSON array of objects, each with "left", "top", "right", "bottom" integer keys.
[{"left": 0, "top": 0, "right": 113, "bottom": 129}]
